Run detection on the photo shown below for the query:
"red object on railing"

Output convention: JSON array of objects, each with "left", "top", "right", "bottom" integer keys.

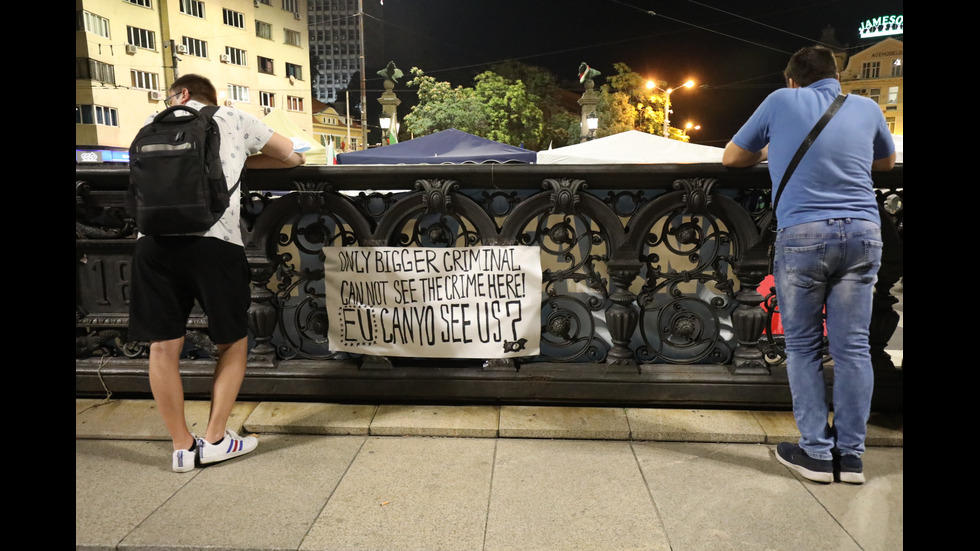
[{"left": 758, "top": 274, "right": 827, "bottom": 336}]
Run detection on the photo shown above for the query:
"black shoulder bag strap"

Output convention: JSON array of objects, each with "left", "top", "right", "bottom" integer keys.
[{"left": 771, "top": 93, "right": 848, "bottom": 213}]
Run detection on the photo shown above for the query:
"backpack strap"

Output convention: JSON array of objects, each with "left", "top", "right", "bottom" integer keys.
[{"left": 196, "top": 105, "right": 242, "bottom": 196}]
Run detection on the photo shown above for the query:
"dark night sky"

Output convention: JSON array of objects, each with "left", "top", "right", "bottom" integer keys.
[{"left": 370, "top": 0, "right": 903, "bottom": 146}]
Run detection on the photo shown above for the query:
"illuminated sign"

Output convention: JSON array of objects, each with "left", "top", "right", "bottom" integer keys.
[
  {"left": 859, "top": 15, "right": 903, "bottom": 39},
  {"left": 75, "top": 149, "right": 129, "bottom": 163}
]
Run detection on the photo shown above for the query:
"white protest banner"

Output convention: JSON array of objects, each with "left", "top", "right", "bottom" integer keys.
[{"left": 323, "top": 246, "right": 541, "bottom": 358}]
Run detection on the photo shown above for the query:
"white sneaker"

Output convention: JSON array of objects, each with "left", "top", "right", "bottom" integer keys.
[
  {"left": 172, "top": 446, "right": 197, "bottom": 473},
  {"left": 198, "top": 429, "right": 258, "bottom": 465}
]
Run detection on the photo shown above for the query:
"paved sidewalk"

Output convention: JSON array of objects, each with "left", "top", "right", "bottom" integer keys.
[{"left": 76, "top": 399, "right": 903, "bottom": 551}]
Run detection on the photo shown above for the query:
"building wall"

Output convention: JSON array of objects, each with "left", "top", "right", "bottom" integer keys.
[
  {"left": 840, "top": 37, "right": 903, "bottom": 136},
  {"left": 76, "top": 0, "right": 313, "bottom": 153}
]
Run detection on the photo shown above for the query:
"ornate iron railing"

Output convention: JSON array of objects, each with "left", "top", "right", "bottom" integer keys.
[{"left": 76, "top": 162, "right": 903, "bottom": 409}]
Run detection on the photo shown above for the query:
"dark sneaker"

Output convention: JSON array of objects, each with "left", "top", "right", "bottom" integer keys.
[
  {"left": 838, "top": 454, "right": 865, "bottom": 484},
  {"left": 198, "top": 429, "right": 258, "bottom": 465},
  {"left": 775, "top": 442, "right": 833, "bottom": 483}
]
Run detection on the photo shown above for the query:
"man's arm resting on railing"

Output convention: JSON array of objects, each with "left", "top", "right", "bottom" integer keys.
[
  {"left": 722, "top": 141, "right": 768, "bottom": 167},
  {"left": 245, "top": 133, "right": 307, "bottom": 169},
  {"left": 872, "top": 152, "right": 897, "bottom": 172}
]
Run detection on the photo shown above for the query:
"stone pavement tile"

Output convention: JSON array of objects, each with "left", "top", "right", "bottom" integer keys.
[
  {"left": 752, "top": 410, "right": 903, "bottom": 447},
  {"left": 301, "top": 436, "right": 495, "bottom": 551},
  {"left": 485, "top": 439, "right": 670, "bottom": 551},
  {"left": 805, "top": 447, "right": 904, "bottom": 551},
  {"left": 119, "top": 435, "right": 365, "bottom": 550},
  {"left": 866, "top": 412, "right": 904, "bottom": 446},
  {"left": 244, "top": 401, "right": 378, "bottom": 435},
  {"left": 633, "top": 442, "right": 863, "bottom": 551},
  {"left": 76, "top": 439, "right": 194, "bottom": 549},
  {"left": 498, "top": 405, "right": 630, "bottom": 439},
  {"left": 627, "top": 408, "right": 767, "bottom": 443},
  {"left": 752, "top": 410, "right": 801, "bottom": 444},
  {"left": 75, "top": 398, "right": 258, "bottom": 440},
  {"left": 370, "top": 404, "right": 499, "bottom": 437}
]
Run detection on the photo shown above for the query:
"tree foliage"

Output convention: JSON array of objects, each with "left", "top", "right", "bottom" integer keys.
[
  {"left": 403, "top": 67, "right": 543, "bottom": 148},
  {"left": 596, "top": 63, "right": 692, "bottom": 142}
]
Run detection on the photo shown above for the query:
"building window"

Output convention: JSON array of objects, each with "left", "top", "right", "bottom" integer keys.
[
  {"left": 887, "top": 86, "right": 898, "bottom": 105},
  {"left": 885, "top": 117, "right": 895, "bottom": 133},
  {"left": 224, "top": 47, "right": 247, "bottom": 66},
  {"left": 130, "top": 70, "right": 159, "bottom": 90},
  {"left": 891, "top": 59, "right": 903, "bottom": 77},
  {"left": 228, "top": 84, "right": 250, "bottom": 103},
  {"left": 255, "top": 20, "right": 272, "bottom": 39},
  {"left": 127, "top": 26, "right": 156, "bottom": 50},
  {"left": 124, "top": 0, "right": 151, "bottom": 7},
  {"left": 286, "top": 64, "right": 303, "bottom": 80},
  {"left": 868, "top": 88, "right": 880, "bottom": 103},
  {"left": 286, "top": 96, "right": 303, "bottom": 111},
  {"left": 860, "top": 61, "right": 880, "bottom": 79},
  {"left": 180, "top": 0, "right": 205, "bottom": 18},
  {"left": 260, "top": 91, "right": 275, "bottom": 108},
  {"left": 76, "top": 105, "right": 119, "bottom": 127},
  {"left": 284, "top": 28, "right": 302, "bottom": 46},
  {"left": 223, "top": 8, "right": 245, "bottom": 29},
  {"left": 182, "top": 37, "right": 208, "bottom": 58},
  {"left": 77, "top": 11, "right": 111, "bottom": 38},
  {"left": 76, "top": 58, "right": 116, "bottom": 84},
  {"left": 258, "top": 56, "right": 275, "bottom": 74},
  {"left": 282, "top": 0, "right": 299, "bottom": 13}
]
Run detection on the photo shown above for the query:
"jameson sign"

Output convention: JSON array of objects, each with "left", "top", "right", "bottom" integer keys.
[{"left": 323, "top": 246, "right": 542, "bottom": 358}]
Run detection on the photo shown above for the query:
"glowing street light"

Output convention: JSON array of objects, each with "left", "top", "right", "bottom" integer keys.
[
  {"left": 682, "top": 121, "right": 701, "bottom": 141},
  {"left": 646, "top": 79, "right": 695, "bottom": 137}
]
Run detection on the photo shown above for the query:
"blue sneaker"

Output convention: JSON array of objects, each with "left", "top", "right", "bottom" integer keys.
[
  {"left": 775, "top": 442, "right": 833, "bottom": 483},
  {"left": 838, "top": 453, "right": 865, "bottom": 484},
  {"left": 198, "top": 429, "right": 258, "bottom": 465}
]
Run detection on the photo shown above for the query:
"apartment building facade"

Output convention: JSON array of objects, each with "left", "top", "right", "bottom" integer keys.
[
  {"left": 839, "top": 37, "right": 903, "bottom": 136},
  {"left": 76, "top": 0, "right": 314, "bottom": 160}
]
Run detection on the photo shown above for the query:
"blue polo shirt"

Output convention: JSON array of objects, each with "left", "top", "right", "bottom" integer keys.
[{"left": 731, "top": 78, "right": 895, "bottom": 228}]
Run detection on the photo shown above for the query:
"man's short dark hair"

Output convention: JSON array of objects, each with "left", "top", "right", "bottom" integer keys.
[
  {"left": 169, "top": 74, "right": 218, "bottom": 105},
  {"left": 784, "top": 46, "right": 839, "bottom": 88}
]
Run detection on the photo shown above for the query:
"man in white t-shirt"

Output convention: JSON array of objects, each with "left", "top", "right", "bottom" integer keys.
[{"left": 128, "top": 74, "right": 305, "bottom": 472}]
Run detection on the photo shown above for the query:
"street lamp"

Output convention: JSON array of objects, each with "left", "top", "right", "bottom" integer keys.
[
  {"left": 646, "top": 79, "right": 695, "bottom": 137},
  {"left": 586, "top": 112, "right": 598, "bottom": 140},
  {"left": 379, "top": 115, "right": 392, "bottom": 145},
  {"left": 682, "top": 122, "right": 701, "bottom": 141}
]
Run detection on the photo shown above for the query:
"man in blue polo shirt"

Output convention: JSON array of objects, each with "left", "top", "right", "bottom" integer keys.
[{"left": 723, "top": 46, "right": 896, "bottom": 484}]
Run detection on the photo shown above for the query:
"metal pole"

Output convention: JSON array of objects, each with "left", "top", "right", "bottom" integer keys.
[
  {"left": 358, "top": 0, "right": 368, "bottom": 149},
  {"left": 662, "top": 91, "right": 671, "bottom": 137}
]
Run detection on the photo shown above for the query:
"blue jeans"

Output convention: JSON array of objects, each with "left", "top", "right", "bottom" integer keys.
[{"left": 774, "top": 218, "right": 882, "bottom": 460}]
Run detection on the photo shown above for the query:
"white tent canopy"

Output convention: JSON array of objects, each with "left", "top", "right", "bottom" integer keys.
[{"left": 537, "top": 130, "right": 725, "bottom": 164}]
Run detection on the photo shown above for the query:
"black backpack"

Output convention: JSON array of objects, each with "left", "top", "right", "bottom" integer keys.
[{"left": 127, "top": 104, "right": 239, "bottom": 235}]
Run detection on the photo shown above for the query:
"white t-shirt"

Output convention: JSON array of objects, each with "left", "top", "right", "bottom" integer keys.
[{"left": 140, "top": 100, "right": 274, "bottom": 247}]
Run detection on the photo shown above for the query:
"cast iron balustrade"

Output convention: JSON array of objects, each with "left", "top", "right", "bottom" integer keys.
[{"left": 76, "top": 162, "right": 903, "bottom": 409}]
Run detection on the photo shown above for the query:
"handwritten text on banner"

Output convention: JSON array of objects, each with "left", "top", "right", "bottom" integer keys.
[{"left": 323, "top": 246, "right": 542, "bottom": 358}]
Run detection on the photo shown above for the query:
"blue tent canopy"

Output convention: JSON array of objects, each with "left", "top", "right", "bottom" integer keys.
[{"left": 336, "top": 128, "right": 536, "bottom": 165}]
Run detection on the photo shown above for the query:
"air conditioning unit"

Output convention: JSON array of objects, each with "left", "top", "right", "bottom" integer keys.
[
  {"left": 254, "top": 0, "right": 260, "bottom": 6},
  {"left": 125, "top": 44, "right": 138, "bottom": 55},
  {"left": 148, "top": 90, "right": 165, "bottom": 101},
  {"left": 293, "top": 12, "right": 301, "bottom": 20},
  {"left": 219, "top": 54, "right": 231, "bottom": 63},
  {"left": 263, "top": 106, "right": 273, "bottom": 114},
  {"left": 174, "top": 44, "right": 188, "bottom": 55}
]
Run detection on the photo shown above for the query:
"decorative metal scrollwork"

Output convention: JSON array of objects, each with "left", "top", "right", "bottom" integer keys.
[{"left": 634, "top": 203, "right": 738, "bottom": 364}]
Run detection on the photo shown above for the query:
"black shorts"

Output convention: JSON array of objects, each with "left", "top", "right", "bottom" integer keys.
[{"left": 129, "top": 236, "right": 250, "bottom": 344}]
